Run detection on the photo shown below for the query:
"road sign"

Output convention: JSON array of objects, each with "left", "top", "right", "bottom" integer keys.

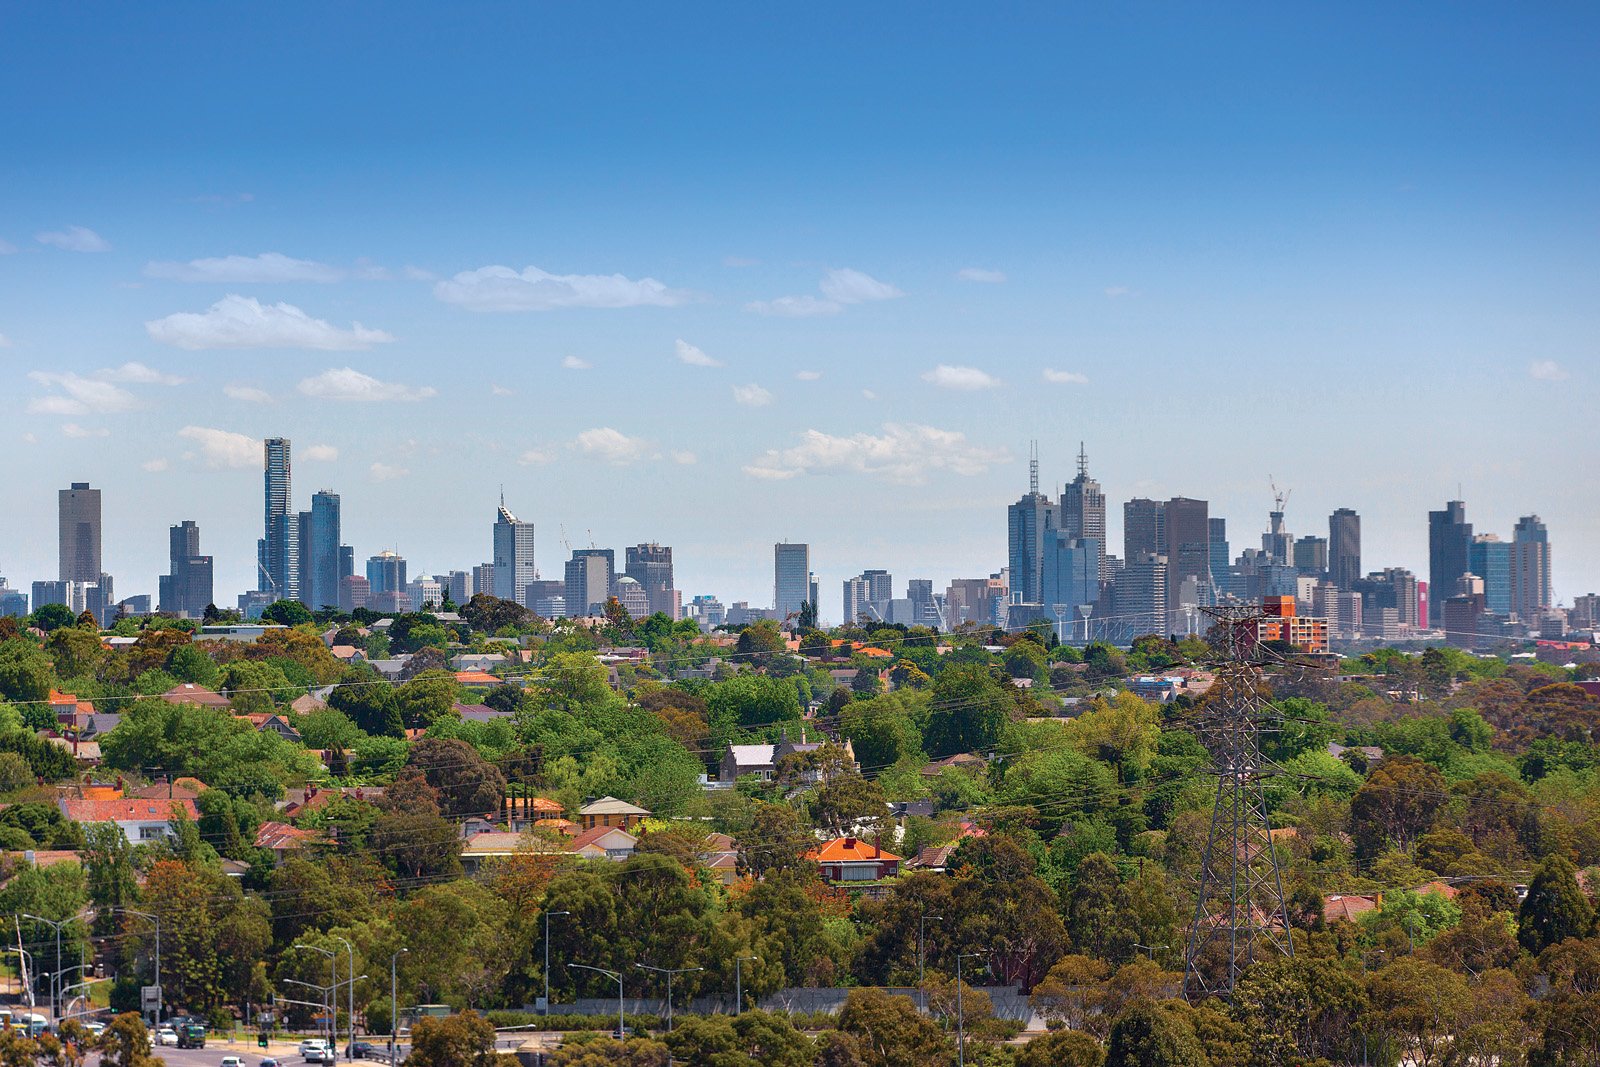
[{"left": 140, "top": 986, "right": 160, "bottom": 1009}]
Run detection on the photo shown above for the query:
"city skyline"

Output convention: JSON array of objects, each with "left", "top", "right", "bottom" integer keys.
[{"left": 3, "top": 7, "right": 1598, "bottom": 606}]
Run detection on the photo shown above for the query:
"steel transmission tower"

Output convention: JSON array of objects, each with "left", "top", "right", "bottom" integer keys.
[{"left": 1182, "top": 605, "right": 1294, "bottom": 1000}]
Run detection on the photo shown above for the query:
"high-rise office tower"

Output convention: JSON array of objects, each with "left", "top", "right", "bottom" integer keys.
[
  {"left": 1112, "top": 551, "right": 1168, "bottom": 636},
  {"left": 1328, "top": 508, "right": 1361, "bottom": 590},
  {"left": 624, "top": 543, "right": 676, "bottom": 617},
  {"left": 1060, "top": 444, "right": 1109, "bottom": 581},
  {"left": 773, "top": 542, "right": 812, "bottom": 621},
  {"left": 472, "top": 563, "right": 495, "bottom": 600},
  {"left": 158, "top": 520, "right": 213, "bottom": 618},
  {"left": 1041, "top": 533, "right": 1101, "bottom": 622},
  {"left": 493, "top": 500, "right": 538, "bottom": 604},
  {"left": 842, "top": 576, "right": 873, "bottom": 625},
  {"left": 444, "top": 571, "right": 473, "bottom": 605},
  {"left": 1008, "top": 448, "right": 1059, "bottom": 605},
  {"left": 366, "top": 551, "right": 407, "bottom": 596},
  {"left": 1123, "top": 498, "right": 1165, "bottom": 563},
  {"left": 1428, "top": 501, "right": 1472, "bottom": 626},
  {"left": 861, "top": 569, "right": 894, "bottom": 608},
  {"left": 1208, "top": 517, "right": 1234, "bottom": 600},
  {"left": 58, "top": 482, "right": 103, "bottom": 582},
  {"left": 564, "top": 549, "right": 613, "bottom": 616},
  {"left": 1163, "top": 497, "right": 1210, "bottom": 628},
  {"left": 296, "top": 490, "right": 343, "bottom": 611},
  {"left": 1468, "top": 535, "right": 1512, "bottom": 616},
  {"left": 1293, "top": 536, "right": 1328, "bottom": 575},
  {"left": 259, "top": 438, "right": 297, "bottom": 600},
  {"left": 1261, "top": 500, "right": 1292, "bottom": 567},
  {"left": 1512, "top": 515, "right": 1552, "bottom": 622}
]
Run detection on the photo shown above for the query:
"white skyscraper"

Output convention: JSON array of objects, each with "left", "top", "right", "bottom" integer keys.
[{"left": 493, "top": 498, "right": 537, "bottom": 604}]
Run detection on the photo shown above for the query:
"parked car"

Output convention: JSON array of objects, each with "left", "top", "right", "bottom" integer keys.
[
  {"left": 84, "top": 1022, "right": 106, "bottom": 1038},
  {"left": 298, "top": 1040, "right": 329, "bottom": 1058},
  {"left": 220, "top": 1057, "right": 245, "bottom": 1067},
  {"left": 156, "top": 1028, "right": 179, "bottom": 1047}
]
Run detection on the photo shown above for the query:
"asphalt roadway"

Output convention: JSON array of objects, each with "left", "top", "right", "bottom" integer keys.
[{"left": 91, "top": 1033, "right": 561, "bottom": 1067}]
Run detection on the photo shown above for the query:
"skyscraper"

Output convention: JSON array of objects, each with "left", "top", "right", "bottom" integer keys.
[
  {"left": 624, "top": 543, "right": 676, "bottom": 617},
  {"left": 1123, "top": 498, "right": 1165, "bottom": 563},
  {"left": 1511, "top": 515, "right": 1552, "bottom": 622},
  {"left": 493, "top": 500, "right": 538, "bottom": 604},
  {"left": 259, "top": 438, "right": 297, "bottom": 600},
  {"left": 842, "top": 576, "right": 873, "bottom": 625},
  {"left": 1292, "top": 536, "right": 1328, "bottom": 575},
  {"left": 1468, "top": 535, "right": 1512, "bottom": 615},
  {"left": 158, "top": 520, "right": 213, "bottom": 618},
  {"left": 1328, "top": 508, "right": 1361, "bottom": 591},
  {"left": 366, "top": 551, "right": 407, "bottom": 596},
  {"left": 1040, "top": 532, "right": 1101, "bottom": 626},
  {"left": 1060, "top": 444, "right": 1109, "bottom": 580},
  {"left": 301, "top": 490, "right": 343, "bottom": 611},
  {"left": 1427, "top": 501, "right": 1472, "bottom": 626},
  {"left": 773, "top": 542, "right": 812, "bottom": 622},
  {"left": 1008, "top": 453, "right": 1059, "bottom": 605},
  {"left": 1208, "top": 517, "right": 1234, "bottom": 599},
  {"left": 565, "top": 549, "right": 612, "bottom": 616},
  {"left": 58, "top": 482, "right": 102, "bottom": 582},
  {"left": 1163, "top": 497, "right": 1210, "bottom": 629}
]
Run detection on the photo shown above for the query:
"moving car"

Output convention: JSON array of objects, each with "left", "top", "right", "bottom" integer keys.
[
  {"left": 308, "top": 1050, "right": 337, "bottom": 1065},
  {"left": 221, "top": 1057, "right": 245, "bottom": 1067},
  {"left": 261, "top": 1058, "right": 280, "bottom": 1067},
  {"left": 298, "top": 1040, "right": 329, "bottom": 1058},
  {"left": 346, "top": 1041, "right": 379, "bottom": 1059},
  {"left": 156, "top": 1028, "right": 179, "bottom": 1047},
  {"left": 177, "top": 1023, "right": 208, "bottom": 1049}
]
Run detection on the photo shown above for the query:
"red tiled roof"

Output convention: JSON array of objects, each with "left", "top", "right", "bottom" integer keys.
[
  {"left": 161, "top": 684, "right": 231, "bottom": 708},
  {"left": 569, "top": 825, "right": 638, "bottom": 853},
  {"left": 1323, "top": 894, "right": 1379, "bottom": 923},
  {"left": 808, "top": 837, "right": 901, "bottom": 864},
  {"left": 454, "top": 671, "right": 500, "bottom": 685},
  {"left": 255, "top": 821, "right": 317, "bottom": 850},
  {"left": 59, "top": 798, "right": 199, "bottom": 823}
]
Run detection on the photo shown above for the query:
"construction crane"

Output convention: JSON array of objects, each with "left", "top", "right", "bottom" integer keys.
[
  {"left": 558, "top": 525, "right": 573, "bottom": 554},
  {"left": 1269, "top": 476, "right": 1292, "bottom": 517}
]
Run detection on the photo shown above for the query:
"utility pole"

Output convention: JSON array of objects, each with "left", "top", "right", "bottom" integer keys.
[
  {"left": 734, "top": 955, "right": 758, "bottom": 1014},
  {"left": 20, "top": 914, "right": 66, "bottom": 1021},
  {"left": 542, "top": 911, "right": 568, "bottom": 1016},
  {"left": 956, "top": 952, "right": 984, "bottom": 1067},
  {"left": 389, "top": 949, "right": 408, "bottom": 1064},
  {"left": 1181, "top": 605, "right": 1295, "bottom": 1000},
  {"left": 332, "top": 937, "right": 355, "bottom": 1059},
  {"left": 635, "top": 964, "right": 702, "bottom": 1032},
  {"left": 918, "top": 914, "right": 943, "bottom": 1013},
  {"left": 118, "top": 908, "right": 161, "bottom": 1027}
]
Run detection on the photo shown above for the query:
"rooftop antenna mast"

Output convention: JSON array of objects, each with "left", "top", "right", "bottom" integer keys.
[
  {"left": 1077, "top": 441, "right": 1088, "bottom": 479},
  {"left": 1029, "top": 440, "right": 1040, "bottom": 495},
  {"left": 1182, "top": 605, "right": 1294, "bottom": 1001}
]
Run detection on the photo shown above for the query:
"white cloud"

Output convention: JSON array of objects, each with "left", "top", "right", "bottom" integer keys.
[
  {"left": 518, "top": 448, "right": 556, "bottom": 466},
  {"left": 141, "top": 458, "right": 170, "bottom": 472},
  {"left": 145, "top": 294, "right": 395, "bottom": 350},
  {"left": 99, "top": 361, "right": 184, "bottom": 385},
  {"left": 143, "top": 252, "right": 345, "bottom": 283},
  {"left": 178, "top": 426, "right": 260, "bottom": 469},
  {"left": 574, "top": 427, "right": 654, "bottom": 465},
  {"left": 370, "top": 462, "right": 409, "bottom": 481},
  {"left": 26, "top": 371, "right": 141, "bottom": 416},
  {"left": 36, "top": 226, "right": 110, "bottom": 252},
  {"left": 297, "top": 367, "right": 436, "bottom": 403},
  {"left": 1530, "top": 360, "right": 1569, "bottom": 382},
  {"left": 745, "top": 295, "right": 842, "bottom": 317},
  {"left": 61, "top": 423, "right": 109, "bottom": 439},
  {"left": 733, "top": 383, "right": 774, "bottom": 407},
  {"left": 1043, "top": 368, "right": 1089, "bottom": 385},
  {"left": 561, "top": 356, "right": 592, "bottom": 371},
  {"left": 795, "top": 370, "right": 822, "bottom": 381},
  {"left": 1104, "top": 286, "right": 1130, "bottom": 298},
  {"left": 819, "top": 268, "right": 904, "bottom": 304},
  {"left": 302, "top": 444, "right": 339, "bottom": 462},
  {"left": 224, "top": 384, "right": 274, "bottom": 403},
  {"left": 670, "top": 450, "right": 698, "bottom": 465},
  {"left": 922, "top": 364, "right": 1000, "bottom": 390},
  {"left": 743, "top": 424, "right": 1010, "bottom": 485},
  {"left": 675, "top": 339, "right": 722, "bottom": 367},
  {"left": 862, "top": 389, "right": 878, "bottom": 400},
  {"left": 492, "top": 383, "right": 516, "bottom": 394},
  {"left": 957, "top": 268, "right": 1007, "bottom": 284},
  {"left": 433, "top": 265, "right": 693, "bottom": 311}
]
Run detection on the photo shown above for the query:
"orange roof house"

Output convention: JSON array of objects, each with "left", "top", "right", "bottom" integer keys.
[
  {"left": 807, "top": 837, "right": 901, "bottom": 883},
  {"left": 161, "top": 684, "right": 232, "bottom": 709},
  {"left": 57, "top": 797, "right": 199, "bottom": 845}
]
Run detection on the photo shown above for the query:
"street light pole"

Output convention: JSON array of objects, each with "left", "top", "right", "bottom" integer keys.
[
  {"left": 389, "top": 949, "right": 408, "bottom": 1064},
  {"left": 332, "top": 936, "right": 355, "bottom": 1060},
  {"left": 568, "top": 965, "right": 623, "bottom": 1040},
  {"left": 918, "top": 913, "right": 943, "bottom": 1013},
  {"left": 542, "top": 911, "right": 569, "bottom": 1016},
  {"left": 956, "top": 952, "right": 984, "bottom": 1067},
  {"left": 295, "top": 943, "right": 338, "bottom": 1049},
  {"left": 4, "top": 949, "right": 35, "bottom": 1012},
  {"left": 20, "top": 914, "right": 65, "bottom": 1021},
  {"left": 119, "top": 908, "right": 161, "bottom": 1027},
  {"left": 634, "top": 965, "right": 702, "bottom": 1032},
  {"left": 734, "top": 956, "right": 758, "bottom": 1015}
]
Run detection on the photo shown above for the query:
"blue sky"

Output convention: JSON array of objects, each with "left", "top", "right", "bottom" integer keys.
[{"left": 2, "top": 4, "right": 1597, "bottom": 615}]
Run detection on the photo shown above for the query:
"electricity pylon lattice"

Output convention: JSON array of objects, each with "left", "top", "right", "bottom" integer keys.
[{"left": 1182, "top": 605, "right": 1294, "bottom": 1000}]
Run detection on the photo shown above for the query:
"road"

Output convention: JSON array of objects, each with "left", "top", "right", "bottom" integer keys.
[{"left": 86, "top": 1033, "right": 561, "bottom": 1067}]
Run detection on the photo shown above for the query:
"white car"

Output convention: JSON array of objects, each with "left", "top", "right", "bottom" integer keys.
[
  {"left": 156, "top": 1028, "right": 179, "bottom": 1047},
  {"left": 84, "top": 1023, "right": 106, "bottom": 1038},
  {"left": 220, "top": 1057, "right": 245, "bottom": 1067},
  {"left": 299, "top": 1040, "right": 330, "bottom": 1058}
]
